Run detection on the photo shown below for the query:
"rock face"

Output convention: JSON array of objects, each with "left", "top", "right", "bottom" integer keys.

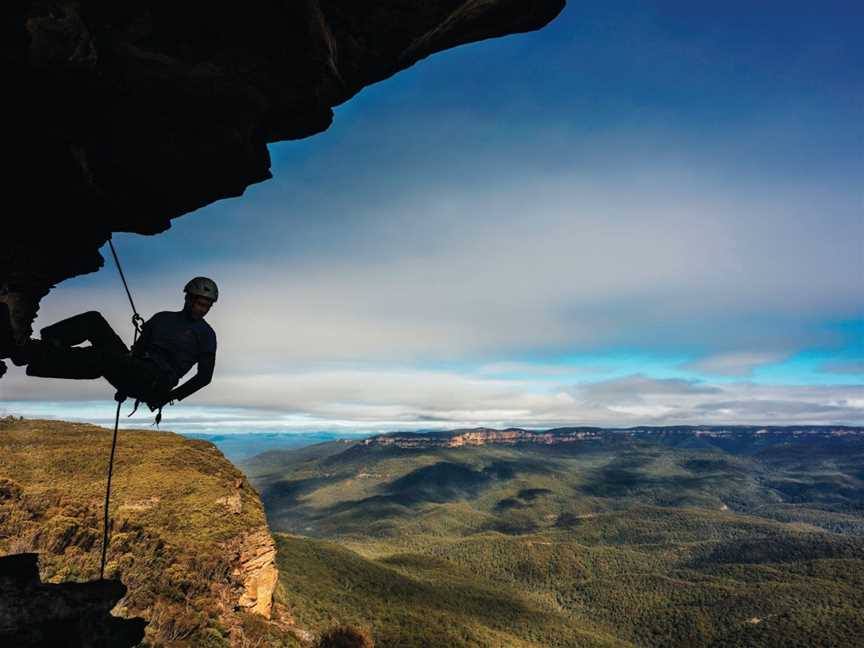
[
  {"left": 1, "top": 0, "right": 565, "bottom": 346},
  {"left": 0, "top": 553, "right": 147, "bottom": 648},
  {"left": 231, "top": 529, "right": 279, "bottom": 618},
  {"left": 363, "top": 425, "right": 864, "bottom": 449},
  {"left": 365, "top": 427, "right": 603, "bottom": 448}
]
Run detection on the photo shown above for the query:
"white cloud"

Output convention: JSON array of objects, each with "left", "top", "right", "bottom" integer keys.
[
  {"left": 569, "top": 374, "right": 722, "bottom": 404},
  {"left": 474, "top": 362, "right": 601, "bottom": 377},
  {"left": 5, "top": 366, "right": 860, "bottom": 429},
  {"left": 682, "top": 351, "right": 790, "bottom": 377},
  {"left": 822, "top": 361, "right": 864, "bottom": 375}
]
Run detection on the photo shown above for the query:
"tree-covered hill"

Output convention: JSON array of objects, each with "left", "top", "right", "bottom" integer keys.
[{"left": 244, "top": 427, "right": 864, "bottom": 647}]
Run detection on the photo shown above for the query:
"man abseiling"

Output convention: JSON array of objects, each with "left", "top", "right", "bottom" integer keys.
[{"left": 0, "top": 277, "right": 218, "bottom": 413}]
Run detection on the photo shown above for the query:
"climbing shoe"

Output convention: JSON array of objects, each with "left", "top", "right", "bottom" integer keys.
[
  {"left": 12, "top": 339, "right": 42, "bottom": 367},
  {"left": 0, "top": 305, "right": 43, "bottom": 367},
  {"left": 0, "top": 303, "right": 14, "bottom": 360}
]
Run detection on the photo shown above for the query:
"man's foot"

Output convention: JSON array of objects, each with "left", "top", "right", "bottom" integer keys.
[
  {"left": 0, "top": 303, "right": 40, "bottom": 367},
  {"left": 0, "top": 303, "right": 15, "bottom": 360},
  {"left": 11, "top": 340, "right": 40, "bottom": 367}
]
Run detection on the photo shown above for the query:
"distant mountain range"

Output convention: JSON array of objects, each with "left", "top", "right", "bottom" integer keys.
[{"left": 363, "top": 425, "right": 864, "bottom": 448}]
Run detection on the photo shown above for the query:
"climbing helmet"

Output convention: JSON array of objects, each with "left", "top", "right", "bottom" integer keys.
[{"left": 184, "top": 277, "right": 219, "bottom": 302}]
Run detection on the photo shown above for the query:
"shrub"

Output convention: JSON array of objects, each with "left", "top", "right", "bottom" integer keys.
[{"left": 316, "top": 625, "right": 375, "bottom": 648}]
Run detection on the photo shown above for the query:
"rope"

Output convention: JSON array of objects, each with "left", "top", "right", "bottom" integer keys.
[
  {"left": 100, "top": 237, "right": 167, "bottom": 579},
  {"left": 100, "top": 398, "right": 122, "bottom": 580},
  {"left": 100, "top": 237, "right": 139, "bottom": 580},
  {"left": 108, "top": 238, "right": 144, "bottom": 343}
]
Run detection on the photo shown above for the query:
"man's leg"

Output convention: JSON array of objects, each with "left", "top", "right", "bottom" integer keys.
[
  {"left": 25, "top": 311, "right": 129, "bottom": 380},
  {"left": 40, "top": 311, "right": 126, "bottom": 352}
]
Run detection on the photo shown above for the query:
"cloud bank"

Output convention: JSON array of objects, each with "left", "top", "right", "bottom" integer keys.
[{"left": 3, "top": 367, "right": 862, "bottom": 430}]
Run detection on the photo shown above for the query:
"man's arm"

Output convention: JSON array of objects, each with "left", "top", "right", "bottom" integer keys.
[{"left": 165, "top": 352, "right": 215, "bottom": 403}]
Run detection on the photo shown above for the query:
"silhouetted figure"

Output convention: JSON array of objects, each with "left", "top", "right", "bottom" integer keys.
[{"left": 0, "top": 278, "right": 218, "bottom": 412}]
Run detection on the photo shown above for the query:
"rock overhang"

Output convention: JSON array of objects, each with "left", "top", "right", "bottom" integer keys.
[{"left": 1, "top": 0, "right": 565, "bottom": 347}]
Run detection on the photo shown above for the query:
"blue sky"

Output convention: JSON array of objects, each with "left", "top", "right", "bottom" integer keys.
[{"left": 2, "top": 1, "right": 862, "bottom": 432}]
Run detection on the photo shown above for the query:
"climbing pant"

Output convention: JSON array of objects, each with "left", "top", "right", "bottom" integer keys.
[{"left": 26, "top": 311, "right": 175, "bottom": 402}]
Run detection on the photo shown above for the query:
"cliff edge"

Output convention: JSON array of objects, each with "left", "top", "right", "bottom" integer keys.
[{"left": 0, "top": 416, "right": 289, "bottom": 647}]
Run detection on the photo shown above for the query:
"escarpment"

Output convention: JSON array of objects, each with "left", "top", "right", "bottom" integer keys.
[
  {"left": 0, "top": 416, "right": 290, "bottom": 646},
  {"left": 1, "top": 0, "right": 565, "bottom": 345},
  {"left": 362, "top": 425, "right": 864, "bottom": 449}
]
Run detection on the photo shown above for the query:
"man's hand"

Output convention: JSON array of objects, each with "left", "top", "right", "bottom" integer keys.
[{"left": 147, "top": 399, "right": 173, "bottom": 412}]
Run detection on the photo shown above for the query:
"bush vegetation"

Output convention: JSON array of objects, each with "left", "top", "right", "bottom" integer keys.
[
  {"left": 248, "top": 430, "right": 864, "bottom": 647},
  {"left": 0, "top": 417, "right": 294, "bottom": 648}
]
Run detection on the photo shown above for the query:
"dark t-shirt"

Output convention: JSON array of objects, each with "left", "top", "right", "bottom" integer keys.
[{"left": 134, "top": 310, "right": 217, "bottom": 380}]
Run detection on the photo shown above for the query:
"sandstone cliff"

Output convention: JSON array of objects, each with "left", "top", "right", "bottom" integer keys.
[
  {"left": 230, "top": 528, "right": 279, "bottom": 618},
  {"left": 364, "top": 427, "right": 603, "bottom": 448},
  {"left": 0, "top": 416, "right": 289, "bottom": 647},
  {"left": 362, "top": 425, "right": 864, "bottom": 449}
]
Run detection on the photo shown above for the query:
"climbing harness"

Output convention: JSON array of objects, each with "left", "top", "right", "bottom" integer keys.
[{"left": 100, "top": 238, "right": 163, "bottom": 580}]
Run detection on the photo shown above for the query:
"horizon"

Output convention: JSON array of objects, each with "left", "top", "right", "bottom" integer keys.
[
  {"left": 2, "top": 402, "right": 860, "bottom": 437},
  {"left": 2, "top": 1, "right": 862, "bottom": 430},
  {"left": 4, "top": 406, "right": 861, "bottom": 464}
]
